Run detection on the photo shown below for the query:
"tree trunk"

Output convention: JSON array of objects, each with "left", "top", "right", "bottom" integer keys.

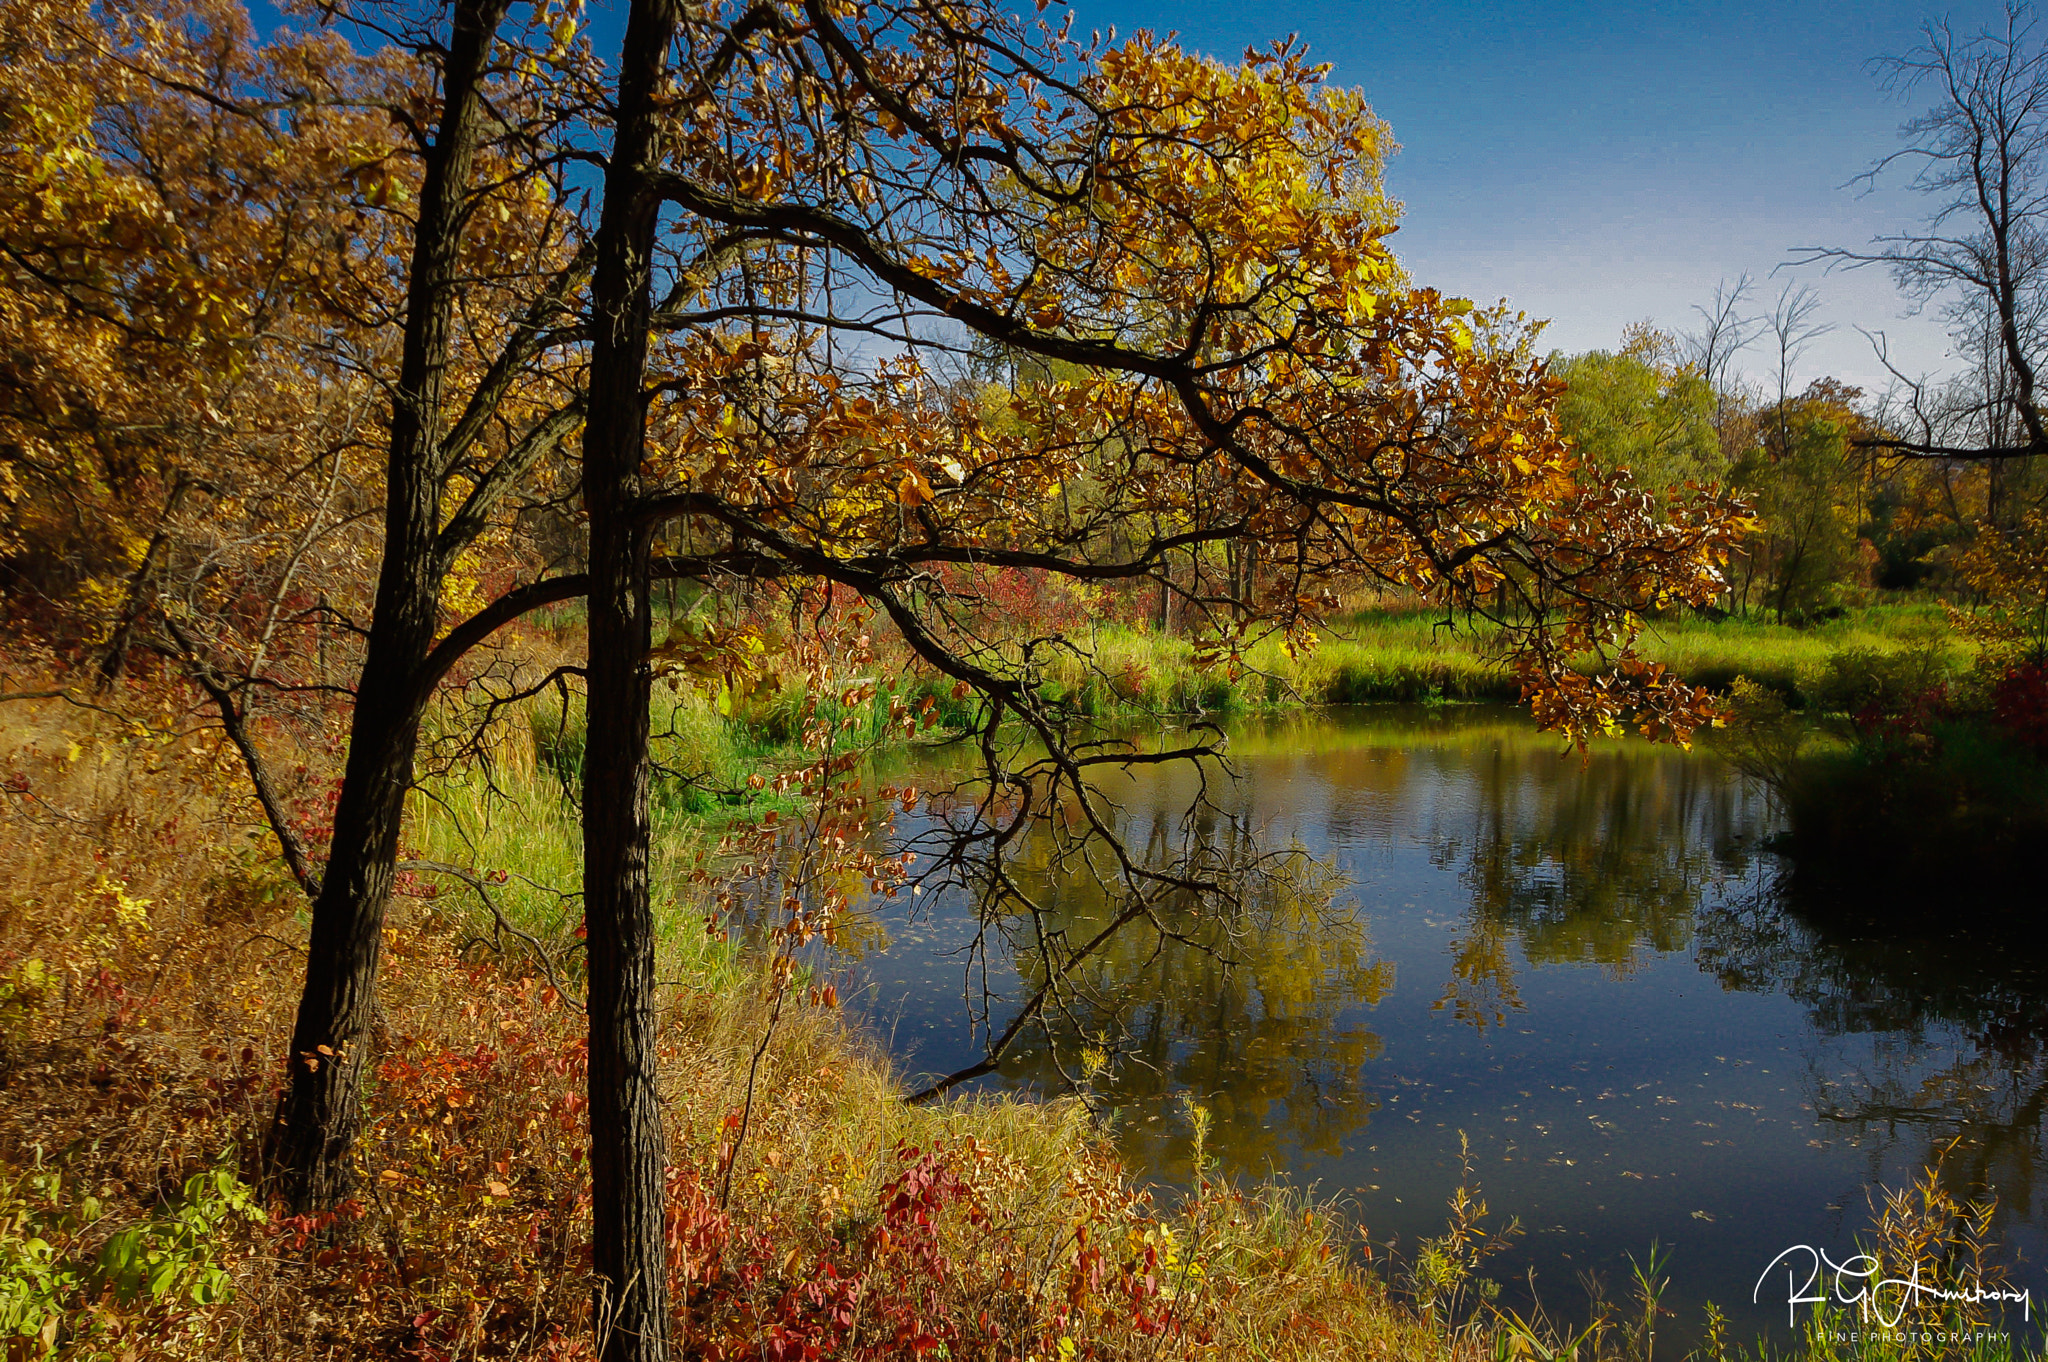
[
  {"left": 267, "top": 0, "right": 510, "bottom": 1214},
  {"left": 583, "top": 1, "right": 680, "bottom": 1356},
  {"left": 269, "top": 668, "right": 428, "bottom": 1210}
]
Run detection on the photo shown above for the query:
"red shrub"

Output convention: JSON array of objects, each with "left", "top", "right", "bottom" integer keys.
[{"left": 1992, "top": 659, "right": 2048, "bottom": 751}]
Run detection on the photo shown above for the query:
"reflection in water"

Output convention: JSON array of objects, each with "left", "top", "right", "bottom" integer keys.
[
  {"left": 1229, "top": 713, "right": 1768, "bottom": 1027},
  {"left": 995, "top": 813, "right": 1394, "bottom": 1180},
  {"left": 850, "top": 706, "right": 2046, "bottom": 1340},
  {"left": 1698, "top": 890, "right": 2048, "bottom": 1237},
  {"left": 1445, "top": 740, "right": 1750, "bottom": 971}
]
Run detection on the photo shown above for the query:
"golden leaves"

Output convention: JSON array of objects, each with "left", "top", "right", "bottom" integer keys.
[{"left": 897, "top": 467, "right": 935, "bottom": 507}]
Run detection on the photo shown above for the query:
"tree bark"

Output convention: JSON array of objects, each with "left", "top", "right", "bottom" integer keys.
[
  {"left": 267, "top": 0, "right": 511, "bottom": 1214},
  {"left": 583, "top": 1, "right": 680, "bottom": 1356}
]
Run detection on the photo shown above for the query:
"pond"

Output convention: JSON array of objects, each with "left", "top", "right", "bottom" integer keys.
[{"left": 843, "top": 706, "right": 2048, "bottom": 1343}]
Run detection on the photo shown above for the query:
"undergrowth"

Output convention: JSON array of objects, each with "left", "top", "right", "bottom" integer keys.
[
  {"left": 4, "top": 639, "right": 2034, "bottom": 1361},
  {"left": 0, "top": 679, "right": 1491, "bottom": 1361}
]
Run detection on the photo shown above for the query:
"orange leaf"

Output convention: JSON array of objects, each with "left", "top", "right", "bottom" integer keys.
[{"left": 898, "top": 468, "right": 935, "bottom": 507}]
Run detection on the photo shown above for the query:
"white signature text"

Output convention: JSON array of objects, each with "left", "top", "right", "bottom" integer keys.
[{"left": 1754, "top": 1246, "right": 2031, "bottom": 1329}]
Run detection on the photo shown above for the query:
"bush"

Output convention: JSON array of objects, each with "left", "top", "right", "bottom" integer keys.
[
  {"left": 1780, "top": 728, "right": 2044, "bottom": 886},
  {"left": 1992, "top": 659, "right": 2048, "bottom": 751},
  {"left": 1800, "top": 644, "right": 1954, "bottom": 717},
  {"left": 1714, "top": 643, "right": 2048, "bottom": 893}
]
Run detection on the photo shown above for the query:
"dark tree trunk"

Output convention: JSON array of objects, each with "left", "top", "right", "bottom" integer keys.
[
  {"left": 267, "top": 0, "right": 511, "bottom": 1214},
  {"left": 583, "top": 1, "right": 680, "bottom": 1357}
]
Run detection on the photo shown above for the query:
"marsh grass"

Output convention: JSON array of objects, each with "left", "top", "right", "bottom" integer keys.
[
  {"left": 403, "top": 675, "right": 853, "bottom": 964},
  {"left": 1494, "top": 1143, "right": 2043, "bottom": 1362},
  {"left": 1022, "top": 605, "right": 1966, "bottom": 717},
  {"left": 1686, "top": 1153, "right": 2042, "bottom": 1362}
]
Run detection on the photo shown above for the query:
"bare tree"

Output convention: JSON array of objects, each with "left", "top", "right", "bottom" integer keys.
[
  {"left": 1766, "top": 282, "right": 1835, "bottom": 447},
  {"left": 1681, "top": 274, "right": 1765, "bottom": 462},
  {"left": 1797, "top": 3, "right": 2048, "bottom": 462},
  {"left": 1682, "top": 273, "right": 1765, "bottom": 397}
]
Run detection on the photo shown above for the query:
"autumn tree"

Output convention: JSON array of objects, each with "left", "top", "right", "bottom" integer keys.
[
  {"left": 0, "top": 0, "right": 396, "bottom": 716},
  {"left": 1728, "top": 381, "right": 1873, "bottom": 621},
  {"left": 4, "top": 3, "right": 1752, "bottom": 1352},
  {"left": 567, "top": 3, "right": 1749, "bottom": 1356},
  {"left": 259, "top": 0, "right": 618, "bottom": 1213},
  {"left": 0, "top": 0, "right": 620, "bottom": 1213}
]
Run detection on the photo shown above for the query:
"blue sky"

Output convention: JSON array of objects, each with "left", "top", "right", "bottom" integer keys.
[
  {"left": 1076, "top": 0, "right": 2015, "bottom": 394},
  {"left": 270, "top": 0, "right": 2017, "bottom": 392}
]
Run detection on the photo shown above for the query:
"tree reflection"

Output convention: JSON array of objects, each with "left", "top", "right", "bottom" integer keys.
[
  {"left": 981, "top": 772, "right": 1394, "bottom": 1181},
  {"left": 939, "top": 710, "right": 1775, "bottom": 1171},
  {"left": 1697, "top": 888, "right": 2048, "bottom": 1227},
  {"left": 1269, "top": 712, "right": 1769, "bottom": 1027},
  {"left": 865, "top": 706, "right": 2045, "bottom": 1234},
  {"left": 1446, "top": 746, "right": 1734, "bottom": 967}
]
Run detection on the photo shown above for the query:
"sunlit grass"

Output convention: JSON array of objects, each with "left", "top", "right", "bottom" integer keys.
[
  {"left": 407, "top": 685, "right": 766, "bottom": 989},
  {"left": 1028, "top": 604, "right": 1970, "bottom": 715}
]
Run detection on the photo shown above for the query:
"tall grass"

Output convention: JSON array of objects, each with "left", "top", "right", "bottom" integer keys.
[
  {"left": 0, "top": 683, "right": 1503, "bottom": 1361},
  {"left": 1026, "top": 605, "right": 1969, "bottom": 715},
  {"left": 407, "top": 684, "right": 786, "bottom": 983},
  {"left": 1625, "top": 605, "right": 1962, "bottom": 700}
]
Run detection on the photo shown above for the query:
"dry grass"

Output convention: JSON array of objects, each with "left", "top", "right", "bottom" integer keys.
[{"left": 0, "top": 674, "right": 1500, "bottom": 1361}]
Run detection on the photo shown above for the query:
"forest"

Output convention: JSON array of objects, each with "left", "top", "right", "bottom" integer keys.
[{"left": 3, "top": 0, "right": 2046, "bottom": 1359}]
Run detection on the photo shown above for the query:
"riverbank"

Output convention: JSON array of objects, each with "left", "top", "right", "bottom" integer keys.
[
  {"left": 7, "top": 647, "right": 2035, "bottom": 1360},
  {"left": 1002, "top": 605, "right": 1963, "bottom": 714},
  {"left": 0, "top": 683, "right": 1497, "bottom": 1361}
]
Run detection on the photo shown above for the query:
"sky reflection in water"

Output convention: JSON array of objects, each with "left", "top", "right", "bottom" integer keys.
[{"left": 844, "top": 705, "right": 2048, "bottom": 1341}]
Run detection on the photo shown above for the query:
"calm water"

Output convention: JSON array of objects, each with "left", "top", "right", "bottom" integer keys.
[{"left": 841, "top": 706, "right": 2048, "bottom": 1341}]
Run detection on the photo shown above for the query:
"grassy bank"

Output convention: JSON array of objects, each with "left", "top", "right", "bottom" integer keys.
[
  {"left": 1028, "top": 604, "right": 1964, "bottom": 714},
  {"left": 0, "top": 684, "right": 1494, "bottom": 1361},
  {"left": 509, "top": 602, "right": 1965, "bottom": 728}
]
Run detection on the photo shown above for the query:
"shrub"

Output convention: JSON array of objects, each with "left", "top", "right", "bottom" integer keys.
[
  {"left": 1770, "top": 723, "right": 2048, "bottom": 892},
  {"left": 1801, "top": 644, "right": 1954, "bottom": 718},
  {"left": 1992, "top": 659, "right": 2048, "bottom": 752}
]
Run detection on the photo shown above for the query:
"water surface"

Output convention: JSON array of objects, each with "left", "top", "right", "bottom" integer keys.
[{"left": 844, "top": 706, "right": 2048, "bottom": 1341}]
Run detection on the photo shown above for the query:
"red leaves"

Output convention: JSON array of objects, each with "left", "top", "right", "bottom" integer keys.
[
  {"left": 1992, "top": 660, "right": 2048, "bottom": 751},
  {"left": 1852, "top": 684, "right": 1951, "bottom": 753}
]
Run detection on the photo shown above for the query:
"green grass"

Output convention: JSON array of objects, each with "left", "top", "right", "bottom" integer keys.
[
  {"left": 1031, "top": 604, "right": 1969, "bottom": 714},
  {"left": 1624, "top": 604, "right": 1962, "bottom": 700},
  {"left": 408, "top": 686, "right": 768, "bottom": 984},
  {"left": 405, "top": 674, "right": 965, "bottom": 964}
]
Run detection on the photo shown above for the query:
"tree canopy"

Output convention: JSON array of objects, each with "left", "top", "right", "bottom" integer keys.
[{"left": 0, "top": 2, "right": 1755, "bottom": 1357}]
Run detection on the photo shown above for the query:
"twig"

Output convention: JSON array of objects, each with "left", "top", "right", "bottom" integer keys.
[
  {"left": 0, "top": 689, "right": 178, "bottom": 735},
  {"left": 397, "top": 859, "right": 578, "bottom": 1005},
  {"left": 164, "top": 619, "right": 323, "bottom": 900}
]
